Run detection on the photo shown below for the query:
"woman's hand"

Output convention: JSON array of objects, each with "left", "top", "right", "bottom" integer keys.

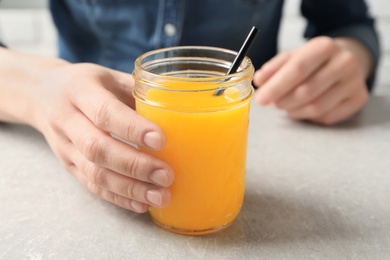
[
  {"left": 253, "top": 36, "right": 372, "bottom": 125},
  {"left": 35, "top": 63, "right": 174, "bottom": 213}
]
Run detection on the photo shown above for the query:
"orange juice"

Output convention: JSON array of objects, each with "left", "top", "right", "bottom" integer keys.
[{"left": 133, "top": 46, "right": 254, "bottom": 235}]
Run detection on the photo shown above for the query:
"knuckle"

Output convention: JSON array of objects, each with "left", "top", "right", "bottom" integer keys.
[
  {"left": 317, "top": 36, "right": 336, "bottom": 52},
  {"left": 340, "top": 51, "right": 356, "bottom": 69},
  {"left": 125, "top": 121, "right": 138, "bottom": 141},
  {"left": 125, "top": 151, "right": 147, "bottom": 180},
  {"left": 92, "top": 100, "right": 111, "bottom": 129},
  {"left": 297, "top": 85, "right": 314, "bottom": 102},
  {"left": 81, "top": 136, "right": 105, "bottom": 163},
  {"left": 125, "top": 114, "right": 145, "bottom": 142},
  {"left": 113, "top": 193, "right": 122, "bottom": 206},
  {"left": 291, "top": 61, "right": 307, "bottom": 77},
  {"left": 86, "top": 163, "right": 105, "bottom": 186},
  {"left": 126, "top": 183, "right": 138, "bottom": 199}
]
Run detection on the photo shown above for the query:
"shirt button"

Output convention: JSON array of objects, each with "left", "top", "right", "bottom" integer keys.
[{"left": 164, "top": 23, "right": 177, "bottom": 37}]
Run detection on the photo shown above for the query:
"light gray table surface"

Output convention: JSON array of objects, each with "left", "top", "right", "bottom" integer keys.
[{"left": 1, "top": 96, "right": 390, "bottom": 259}]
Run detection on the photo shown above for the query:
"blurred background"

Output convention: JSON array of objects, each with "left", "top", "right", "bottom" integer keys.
[{"left": 0, "top": 0, "right": 388, "bottom": 95}]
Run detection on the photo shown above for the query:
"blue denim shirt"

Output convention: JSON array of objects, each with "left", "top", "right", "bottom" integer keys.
[{"left": 48, "top": 0, "right": 379, "bottom": 90}]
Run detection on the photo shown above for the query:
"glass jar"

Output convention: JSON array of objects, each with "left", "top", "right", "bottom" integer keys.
[{"left": 133, "top": 46, "right": 254, "bottom": 235}]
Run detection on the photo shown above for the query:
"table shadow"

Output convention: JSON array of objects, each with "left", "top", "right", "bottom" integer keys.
[
  {"left": 124, "top": 187, "right": 362, "bottom": 251},
  {"left": 182, "top": 186, "right": 362, "bottom": 248}
]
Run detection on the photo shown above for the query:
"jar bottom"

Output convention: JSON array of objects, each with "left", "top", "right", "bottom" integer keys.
[{"left": 151, "top": 218, "right": 234, "bottom": 236}]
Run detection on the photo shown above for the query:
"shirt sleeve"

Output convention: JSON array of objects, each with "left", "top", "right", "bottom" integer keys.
[{"left": 301, "top": 0, "right": 381, "bottom": 92}]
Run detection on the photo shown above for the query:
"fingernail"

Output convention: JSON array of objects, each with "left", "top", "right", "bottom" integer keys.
[
  {"left": 131, "top": 200, "right": 144, "bottom": 212},
  {"left": 147, "top": 190, "right": 162, "bottom": 207},
  {"left": 144, "top": 131, "right": 163, "bottom": 150},
  {"left": 149, "top": 169, "right": 170, "bottom": 187}
]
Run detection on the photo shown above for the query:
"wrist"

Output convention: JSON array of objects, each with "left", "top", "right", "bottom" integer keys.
[
  {"left": 27, "top": 56, "right": 70, "bottom": 133},
  {"left": 0, "top": 48, "right": 69, "bottom": 131}
]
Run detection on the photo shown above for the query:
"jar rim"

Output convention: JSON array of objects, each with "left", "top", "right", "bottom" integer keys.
[{"left": 133, "top": 46, "right": 253, "bottom": 84}]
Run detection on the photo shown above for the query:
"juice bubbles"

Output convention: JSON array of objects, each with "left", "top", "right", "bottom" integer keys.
[{"left": 133, "top": 47, "right": 254, "bottom": 235}]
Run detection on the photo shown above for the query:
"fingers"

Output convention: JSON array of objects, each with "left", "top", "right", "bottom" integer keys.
[
  {"left": 62, "top": 63, "right": 163, "bottom": 151},
  {"left": 68, "top": 164, "right": 149, "bottom": 213},
  {"left": 287, "top": 76, "right": 367, "bottom": 122},
  {"left": 69, "top": 164, "right": 150, "bottom": 213},
  {"left": 254, "top": 37, "right": 337, "bottom": 105},
  {"left": 274, "top": 49, "right": 357, "bottom": 111},
  {"left": 253, "top": 52, "right": 290, "bottom": 86},
  {"left": 59, "top": 111, "right": 174, "bottom": 187},
  {"left": 70, "top": 81, "right": 165, "bottom": 151},
  {"left": 287, "top": 87, "right": 346, "bottom": 121},
  {"left": 252, "top": 36, "right": 368, "bottom": 125},
  {"left": 61, "top": 136, "right": 171, "bottom": 212},
  {"left": 53, "top": 139, "right": 151, "bottom": 212},
  {"left": 312, "top": 85, "right": 368, "bottom": 125},
  {"left": 69, "top": 149, "right": 171, "bottom": 210},
  {"left": 41, "top": 63, "right": 175, "bottom": 213}
]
